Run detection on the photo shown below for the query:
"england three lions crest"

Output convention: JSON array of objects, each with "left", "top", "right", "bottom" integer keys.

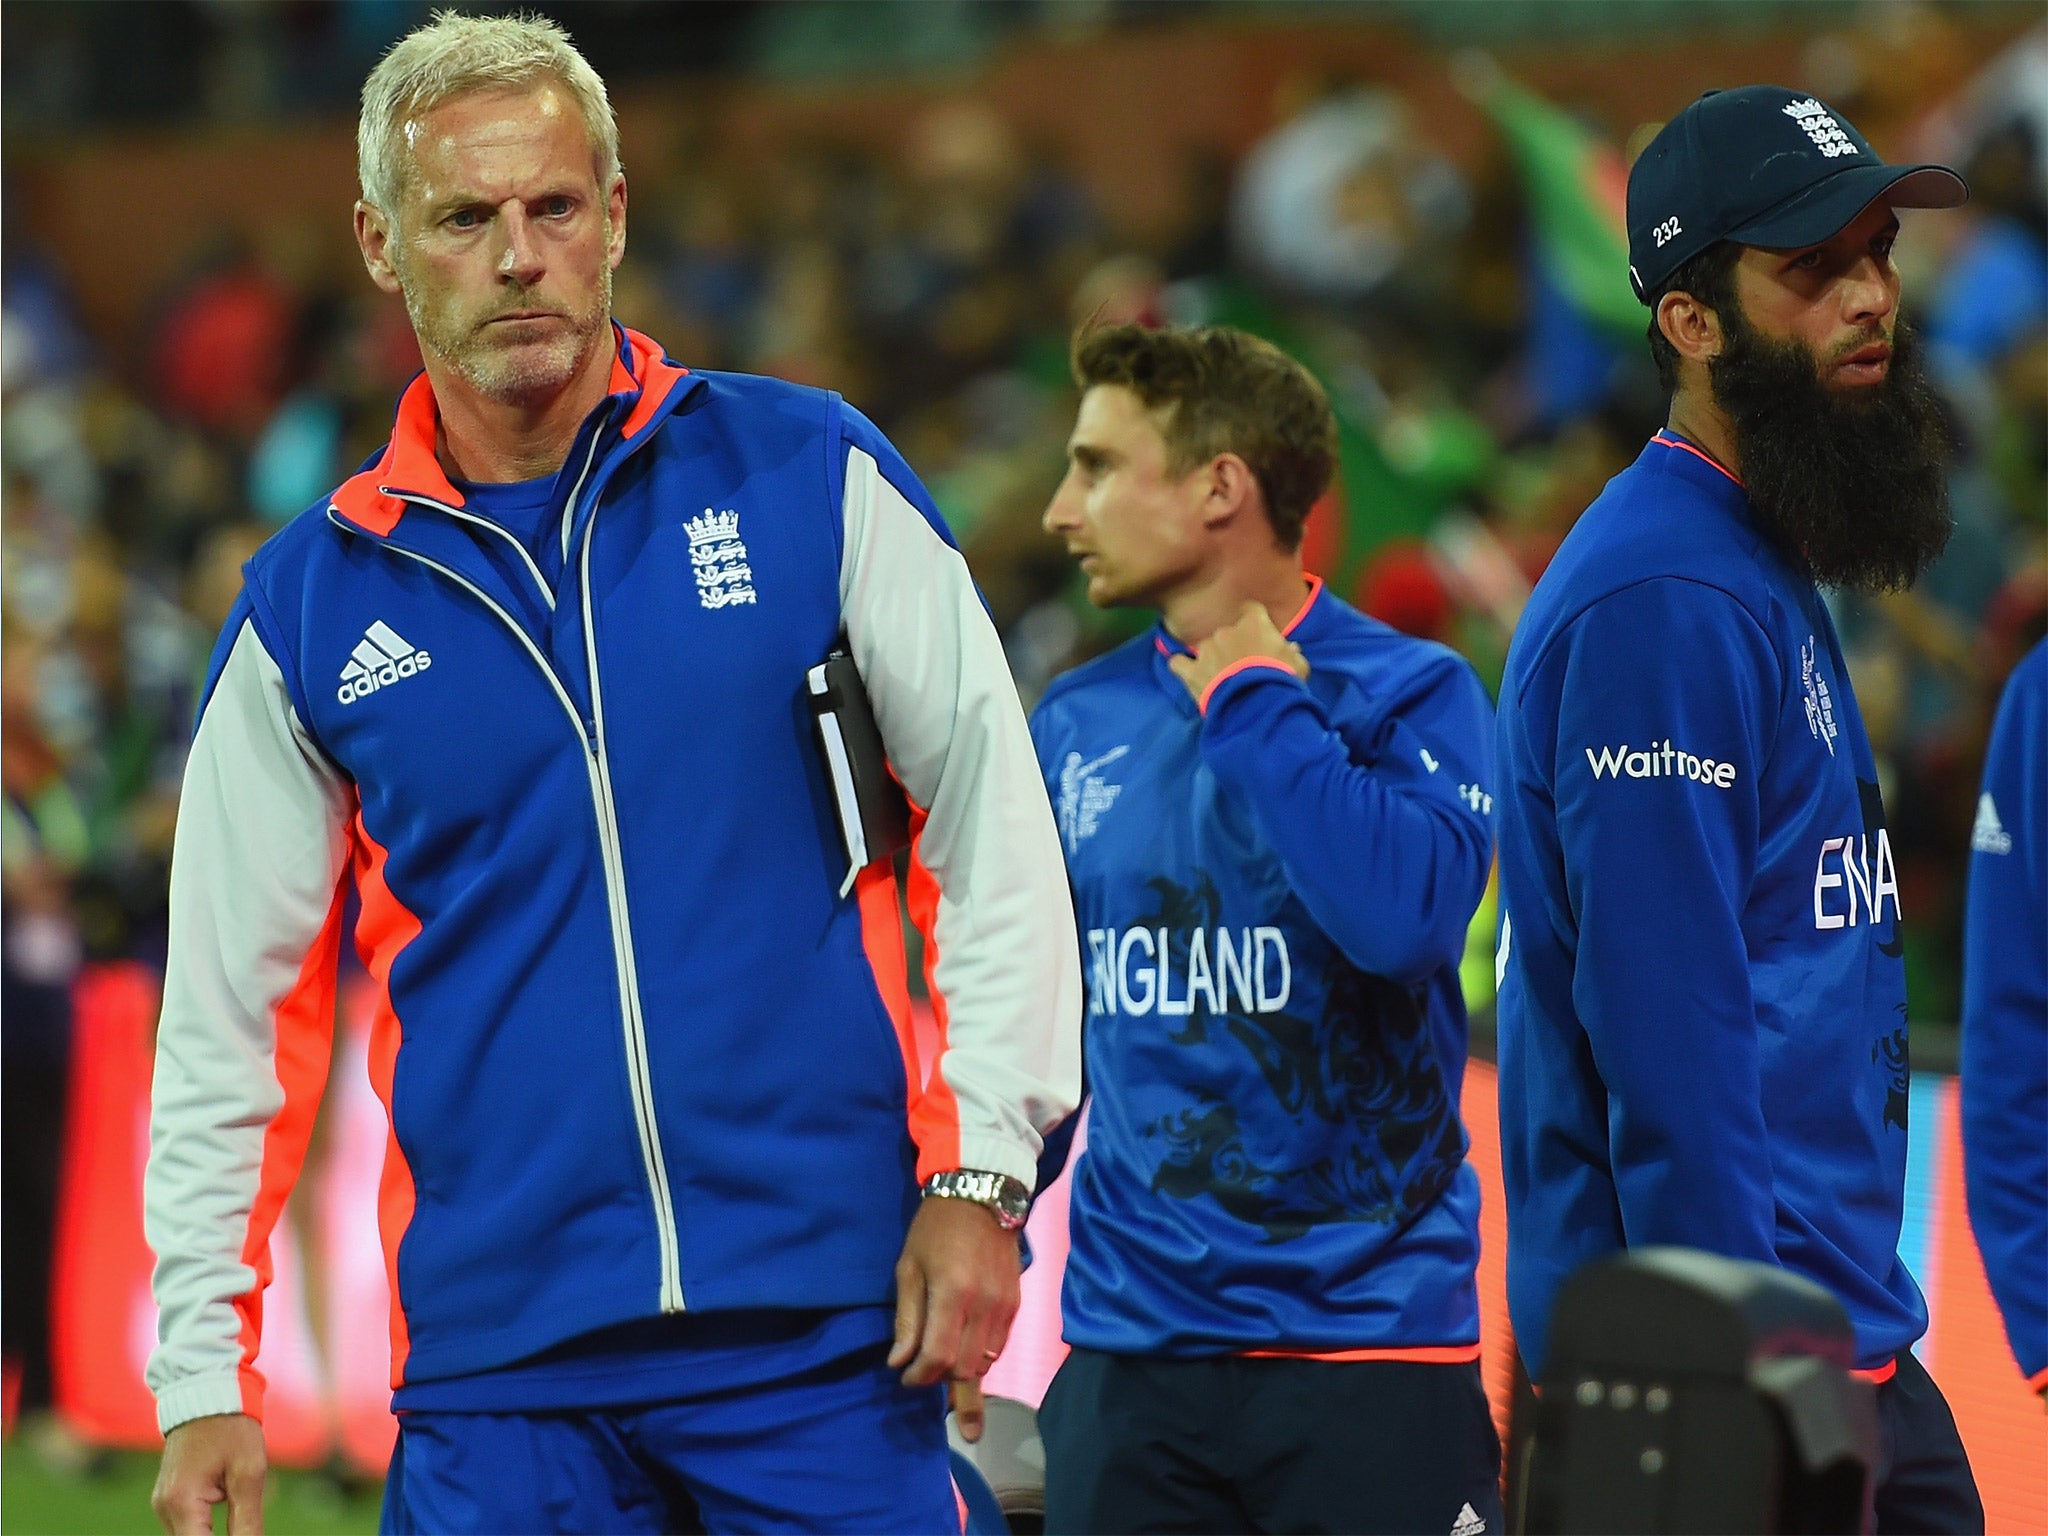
[{"left": 686, "top": 508, "right": 757, "bottom": 609}]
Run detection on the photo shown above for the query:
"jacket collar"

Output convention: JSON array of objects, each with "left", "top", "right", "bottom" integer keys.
[
  {"left": 330, "top": 325, "right": 695, "bottom": 537},
  {"left": 1646, "top": 431, "right": 1746, "bottom": 498}
]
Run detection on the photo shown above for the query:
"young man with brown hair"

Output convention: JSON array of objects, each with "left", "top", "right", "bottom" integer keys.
[{"left": 1029, "top": 324, "right": 1501, "bottom": 1533}]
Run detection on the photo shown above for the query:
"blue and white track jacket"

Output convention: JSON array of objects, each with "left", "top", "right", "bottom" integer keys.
[
  {"left": 1962, "top": 637, "right": 2047, "bottom": 1388},
  {"left": 1029, "top": 580, "right": 1495, "bottom": 1357},
  {"left": 1495, "top": 432, "right": 1928, "bottom": 1379},
  {"left": 143, "top": 328, "right": 1081, "bottom": 1434}
]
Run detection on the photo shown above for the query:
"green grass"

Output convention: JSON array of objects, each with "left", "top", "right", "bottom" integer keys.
[{"left": 1, "top": 1446, "right": 382, "bottom": 1536}]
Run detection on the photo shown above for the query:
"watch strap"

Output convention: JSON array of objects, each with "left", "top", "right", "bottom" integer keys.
[{"left": 921, "top": 1168, "right": 1030, "bottom": 1231}]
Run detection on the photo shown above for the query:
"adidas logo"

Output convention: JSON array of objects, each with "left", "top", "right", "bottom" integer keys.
[
  {"left": 1450, "top": 1502, "right": 1488, "bottom": 1536},
  {"left": 1971, "top": 793, "right": 2012, "bottom": 855},
  {"left": 337, "top": 620, "right": 432, "bottom": 706}
]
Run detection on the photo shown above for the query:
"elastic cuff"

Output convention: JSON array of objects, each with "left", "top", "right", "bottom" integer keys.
[
  {"left": 951, "top": 1133, "right": 1041, "bottom": 1195},
  {"left": 155, "top": 1371, "right": 251, "bottom": 1437},
  {"left": 1196, "top": 656, "right": 1299, "bottom": 715}
]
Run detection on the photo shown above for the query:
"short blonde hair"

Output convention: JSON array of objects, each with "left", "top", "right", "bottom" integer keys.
[{"left": 357, "top": 10, "right": 620, "bottom": 217}]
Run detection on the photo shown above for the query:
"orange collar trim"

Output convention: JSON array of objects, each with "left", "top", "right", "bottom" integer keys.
[
  {"left": 331, "top": 327, "right": 690, "bottom": 537},
  {"left": 1652, "top": 431, "right": 1745, "bottom": 490},
  {"left": 1151, "top": 573, "right": 1325, "bottom": 659},
  {"left": 1282, "top": 572, "right": 1325, "bottom": 636}
]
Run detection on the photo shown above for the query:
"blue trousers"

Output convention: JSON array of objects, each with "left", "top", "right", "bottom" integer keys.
[
  {"left": 1873, "top": 1349, "right": 1983, "bottom": 1535},
  {"left": 1040, "top": 1348, "right": 1504, "bottom": 1535},
  {"left": 380, "top": 1350, "right": 957, "bottom": 1534}
]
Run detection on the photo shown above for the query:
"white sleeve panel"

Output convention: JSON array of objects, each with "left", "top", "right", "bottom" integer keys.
[
  {"left": 144, "top": 619, "right": 352, "bottom": 1434},
  {"left": 840, "top": 447, "right": 1082, "bottom": 1189}
]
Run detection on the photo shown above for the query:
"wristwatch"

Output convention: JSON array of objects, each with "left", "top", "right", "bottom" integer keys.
[{"left": 921, "top": 1169, "right": 1031, "bottom": 1232}]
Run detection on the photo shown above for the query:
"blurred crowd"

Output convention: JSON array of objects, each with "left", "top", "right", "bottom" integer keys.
[{"left": 3, "top": 0, "right": 2043, "bottom": 1443}]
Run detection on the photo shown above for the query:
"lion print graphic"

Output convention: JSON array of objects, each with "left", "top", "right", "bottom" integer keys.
[
  {"left": 1871, "top": 1010, "right": 1910, "bottom": 1133},
  {"left": 1129, "top": 875, "right": 1459, "bottom": 1244}
]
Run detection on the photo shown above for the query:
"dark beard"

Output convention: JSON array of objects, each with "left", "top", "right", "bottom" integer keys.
[{"left": 1707, "top": 311, "right": 1953, "bottom": 593}]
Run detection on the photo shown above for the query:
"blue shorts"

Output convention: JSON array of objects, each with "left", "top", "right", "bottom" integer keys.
[{"left": 380, "top": 1346, "right": 957, "bottom": 1534}]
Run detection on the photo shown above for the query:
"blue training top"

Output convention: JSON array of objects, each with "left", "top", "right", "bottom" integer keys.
[
  {"left": 1962, "top": 637, "right": 2048, "bottom": 1387},
  {"left": 1494, "top": 432, "right": 1928, "bottom": 1378},
  {"left": 1030, "top": 579, "right": 1496, "bottom": 1357}
]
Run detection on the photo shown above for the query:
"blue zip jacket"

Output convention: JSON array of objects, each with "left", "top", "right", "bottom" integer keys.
[
  {"left": 1029, "top": 580, "right": 1495, "bottom": 1356},
  {"left": 1962, "top": 636, "right": 2048, "bottom": 1387},
  {"left": 1495, "top": 432, "right": 1928, "bottom": 1379},
  {"left": 142, "top": 329, "right": 1081, "bottom": 1433}
]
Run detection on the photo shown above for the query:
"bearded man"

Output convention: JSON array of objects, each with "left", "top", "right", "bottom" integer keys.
[
  {"left": 143, "top": 13, "right": 1078, "bottom": 1534},
  {"left": 1493, "top": 86, "right": 1984, "bottom": 1532}
]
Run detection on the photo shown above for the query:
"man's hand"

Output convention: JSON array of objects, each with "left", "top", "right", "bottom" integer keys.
[
  {"left": 1168, "top": 600, "right": 1309, "bottom": 703},
  {"left": 152, "top": 1413, "right": 266, "bottom": 1536},
  {"left": 888, "top": 1195, "right": 1020, "bottom": 1391}
]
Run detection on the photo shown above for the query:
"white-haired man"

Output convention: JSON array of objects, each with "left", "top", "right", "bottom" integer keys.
[{"left": 144, "top": 13, "right": 1079, "bottom": 1533}]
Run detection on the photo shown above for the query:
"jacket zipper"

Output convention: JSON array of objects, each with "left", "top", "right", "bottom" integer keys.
[
  {"left": 408, "top": 500, "right": 555, "bottom": 610},
  {"left": 386, "top": 424, "right": 602, "bottom": 612},
  {"left": 327, "top": 502, "right": 689, "bottom": 1314},
  {"left": 558, "top": 429, "right": 603, "bottom": 568},
  {"left": 574, "top": 498, "right": 685, "bottom": 1311}
]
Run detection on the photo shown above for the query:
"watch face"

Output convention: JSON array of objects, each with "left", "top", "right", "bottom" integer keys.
[{"left": 989, "top": 1177, "right": 1030, "bottom": 1228}]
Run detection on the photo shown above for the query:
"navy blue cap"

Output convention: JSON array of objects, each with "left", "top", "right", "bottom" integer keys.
[{"left": 1626, "top": 85, "right": 1966, "bottom": 303}]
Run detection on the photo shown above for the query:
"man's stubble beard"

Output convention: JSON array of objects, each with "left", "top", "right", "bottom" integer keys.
[
  {"left": 1706, "top": 304, "right": 1953, "bottom": 594},
  {"left": 400, "top": 259, "right": 613, "bottom": 408}
]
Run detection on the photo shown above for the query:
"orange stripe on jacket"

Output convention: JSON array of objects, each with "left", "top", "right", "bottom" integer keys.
[
  {"left": 233, "top": 882, "right": 348, "bottom": 1420},
  {"left": 350, "top": 810, "right": 426, "bottom": 1389},
  {"left": 857, "top": 861, "right": 923, "bottom": 1122},
  {"left": 901, "top": 805, "right": 964, "bottom": 1181},
  {"left": 851, "top": 799, "right": 962, "bottom": 1181},
  {"left": 1242, "top": 1343, "right": 1484, "bottom": 1364}
]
